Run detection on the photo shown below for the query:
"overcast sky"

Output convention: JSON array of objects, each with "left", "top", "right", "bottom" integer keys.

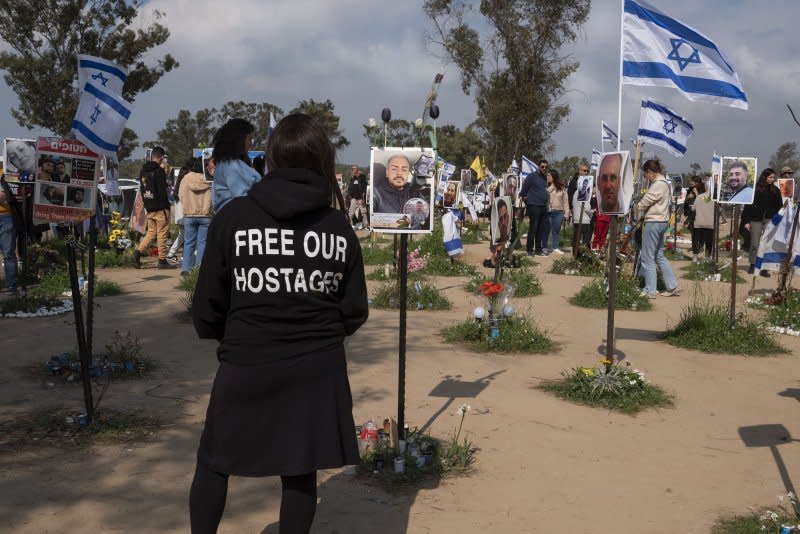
[{"left": 0, "top": 0, "right": 798, "bottom": 173}]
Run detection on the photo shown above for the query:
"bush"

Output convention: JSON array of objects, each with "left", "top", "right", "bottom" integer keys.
[
  {"left": 94, "top": 248, "right": 133, "bottom": 268},
  {"left": 31, "top": 270, "right": 70, "bottom": 300},
  {"left": 569, "top": 275, "right": 652, "bottom": 311},
  {"left": 412, "top": 225, "right": 450, "bottom": 258},
  {"left": 1, "top": 295, "right": 64, "bottom": 315},
  {"left": 371, "top": 281, "right": 452, "bottom": 310},
  {"left": 178, "top": 269, "right": 200, "bottom": 311},
  {"left": 550, "top": 253, "right": 604, "bottom": 276},
  {"left": 460, "top": 222, "right": 486, "bottom": 244},
  {"left": 680, "top": 260, "right": 744, "bottom": 283},
  {"left": 420, "top": 255, "right": 479, "bottom": 277},
  {"left": 361, "top": 244, "right": 395, "bottom": 266},
  {"left": 660, "top": 295, "right": 786, "bottom": 355},
  {"left": 763, "top": 289, "right": 800, "bottom": 329},
  {"left": 94, "top": 279, "right": 123, "bottom": 297},
  {"left": 441, "top": 315, "right": 555, "bottom": 353},
  {"left": 539, "top": 364, "right": 673, "bottom": 414},
  {"left": 465, "top": 269, "right": 542, "bottom": 298}
]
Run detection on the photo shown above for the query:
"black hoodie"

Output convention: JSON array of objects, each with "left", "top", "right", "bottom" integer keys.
[
  {"left": 192, "top": 168, "right": 369, "bottom": 365},
  {"left": 139, "top": 161, "right": 170, "bottom": 212}
]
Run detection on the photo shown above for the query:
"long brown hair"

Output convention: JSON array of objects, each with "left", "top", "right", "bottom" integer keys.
[{"left": 266, "top": 113, "right": 346, "bottom": 213}]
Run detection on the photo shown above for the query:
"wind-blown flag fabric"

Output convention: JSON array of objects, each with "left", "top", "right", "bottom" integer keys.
[
  {"left": 77, "top": 54, "right": 127, "bottom": 98},
  {"left": 71, "top": 83, "right": 132, "bottom": 157},
  {"left": 637, "top": 99, "right": 694, "bottom": 158},
  {"left": 622, "top": 0, "right": 748, "bottom": 110}
]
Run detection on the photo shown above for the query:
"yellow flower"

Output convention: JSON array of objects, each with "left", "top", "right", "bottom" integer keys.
[
  {"left": 581, "top": 368, "right": 594, "bottom": 377},
  {"left": 600, "top": 358, "right": 613, "bottom": 366}
]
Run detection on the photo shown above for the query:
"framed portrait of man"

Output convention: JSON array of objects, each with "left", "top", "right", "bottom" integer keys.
[
  {"left": 442, "top": 180, "right": 461, "bottom": 209},
  {"left": 503, "top": 174, "right": 519, "bottom": 203},
  {"left": 718, "top": 156, "right": 756, "bottom": 204},
  {"left": 595, "top": 151, "right": 633, "bottom": 215},
  {"left": 779, "top": 178, "right": 794, "bottom": 201},
  {"left": 491, "top": 195, "right": 512, "bottom": 247},
  {"left": 3, "top": 138, "right": 37, "bottom": 181},
  {"left": 369, "top": 147, "right": 435, "bottom": 233},
  {"left": 460, "top": 169, "right": 472, "bottom": 189},
  {"left": 576, "top": 175, "right": 593, "bottom": 203}
]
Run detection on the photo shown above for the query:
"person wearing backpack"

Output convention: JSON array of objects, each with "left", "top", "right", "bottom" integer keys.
[{"left": 134, "top": 146, "right": 174, "bottom": 269}]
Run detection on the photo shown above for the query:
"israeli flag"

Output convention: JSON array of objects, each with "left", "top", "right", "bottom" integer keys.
[
  {"left": 268, "top": 111, "right": 277, "bottom": 137},
  {"left": 510, "top": 158, "right": 520, "bottom": 176},
  {"left": 520, "top": 155, "right": 538, "bottom": 177},
  {"left": 71, "top": 82, "right": 132, "bottom": 156},
  {"left": 602, "top": 121, "right": 619, "bottom": 145},
  {"left": 636, "top": 99, "right": 694, "bottom": 158},
  {"left": 77, "top": 54, "right": 127, "bottom": 97},
  {"left": 755, "top": 204, "right": 799, "bottom": 273},
  {"left": 440, "top": 159, "right": 456, "bottom": 181},
  {"left": 590, "top": 149, "right": 601, "bottom": 171},
  {"left": 623, "top": 0, "right": 748, "bottom": 110}
]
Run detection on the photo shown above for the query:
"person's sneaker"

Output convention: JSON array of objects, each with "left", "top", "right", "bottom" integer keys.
[
  {"left": 639, "top": 290, "right": 657, "bottom": 299},
  {"left": 180, "top": 271, "right": 190, "bottom": 278},
  {"left": 660, "top": 287, "right": 681, "bottom": 297},
  {"left": 132, "top": 249, "right": 141, "bottom": 268},
  {"left": 535, "top": 250, "right": 549, "bottom": 256},
  {"left": 760, "top": 270, "right": 771, "bottom": 278},
  {"left": 526, "top": 252, "right": 534, "bottom": 257},
  {"left": 157, "top": 260, "right": 176, "bottom": 270},
  {"left": 166, "top": 255, "right": 179, "bottom": 265},
  {"left": 552, "top": 248, "right": 564, "bottom": 255}
]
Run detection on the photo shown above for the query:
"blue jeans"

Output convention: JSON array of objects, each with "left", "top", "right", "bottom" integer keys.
[
  {"left": 640, "top": 221, "right": 678, "bottom": 295},
  {"left": 182, "top": 217, "right": 211, "bottom": 272},
  {"left": 548, "top": 210, "right": 564, "bottom": 250},
  {"left": 526, "top": 205, "right": 548, "bottom": 254},
  {"left": 0, "top": 215, "right": 18, "bottom": 292}
]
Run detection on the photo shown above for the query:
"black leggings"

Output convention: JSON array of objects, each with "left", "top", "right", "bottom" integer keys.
[{"left": 189, "top": 461, "right": 317, "bottom": 534}]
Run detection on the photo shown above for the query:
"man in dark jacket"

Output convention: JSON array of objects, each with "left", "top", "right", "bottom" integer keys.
[
  {"left": 134, "top": 146, "right": 174, "bottom": 269},
  {"left": 347, "top": 165, "right": 366, "bottom": 228},
  {"left": 373, "top": 155, "right": 418, "bottom": 214},
  {"left": 520, "top": 158, "right": 550, "bottom": 256}
]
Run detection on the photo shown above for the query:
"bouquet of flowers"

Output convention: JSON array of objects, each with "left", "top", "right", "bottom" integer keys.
[
  {"left": 407, "top": 247, "right": 430, "bottom": 273},
  {"left": 480, "top": 280, "right": 505, "bottom": 317},
  {"left": 107, "top": 211, "right": 132, "bottom": 250}
]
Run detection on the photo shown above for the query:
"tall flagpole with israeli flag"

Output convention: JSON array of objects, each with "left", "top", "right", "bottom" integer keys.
[{"left": 636, "top": 99, "right": 694, "bottom": 158}]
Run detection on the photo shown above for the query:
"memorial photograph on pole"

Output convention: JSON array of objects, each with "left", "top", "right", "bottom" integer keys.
[
  {"left": 3, "top": 138, "right": 36, "bottom": 181},
  {"left": 595, "top": 150, "right": 633, "bottom": 215},
  {"left": 718, "top": 156, "right": 757, "bottom": 204},
  {"left": 32, "top": 137, "right": 99, "bottom": 223},
  {"left": 369, "top": 147, "right": 435, "bottom": 233}
]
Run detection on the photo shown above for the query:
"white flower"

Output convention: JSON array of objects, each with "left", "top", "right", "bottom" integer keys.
[
  {"left": 414, "top": 118, "right": 424, "bottom": 129},
  {"left": 788, "top": 491, "right": 795, "bottom": 500},
  {"left": 455, "top": 403, "right": 471, "bottom": 417},
  {"left": 629, "top": 380, "right": 637, "bottom": 385},
  {"left": 779, "top": 495, "right": 785, "bottom": 503},
  {"left": 368, "top": 117, "right": 377, "bottom": 128}
]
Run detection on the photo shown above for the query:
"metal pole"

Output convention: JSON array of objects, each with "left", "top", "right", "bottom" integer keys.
[
  {"left": 574, "top": 202, "right": 585, "bottom": 258},
  {"left": 606, "top": 216, "right": 619, "bottom": 372},
  {"left": 712, "top": 202, "right": 720, "bottom": 263},
  {"left": 66, "top": 242, "right": 94, "bottom": 422},
  {"left": 397, "top": 233, "right": 408, "bottom": 441},
  {"left": 86, "top": 216, "right": 97, "bottom": 359},
  {"left": 673, "top": 193, "right": 679, "bottom": 254},
  {"left": 729, "top": 205, "right": 740, "bottom": 328}
]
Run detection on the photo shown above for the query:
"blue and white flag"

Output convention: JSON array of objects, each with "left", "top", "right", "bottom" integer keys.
[
  {"left": 440, "top": 159, "right": 456, "bottom": 181},
  {"left": 77, "top": 54, "right": 127, "bottom": 97},
  {"left": 71, "top": 82, "right": 132, "bottom": 156},
  {"left": 442, "top": 211, "right": 463, "bottom": 257},
  {"left": 755, "top": 204, "right": 799, "bottom": 273},
  {"left": 602, "top": 121, "right": 619, "bottom": 145},
  {"left": 622, "top": 0, "right": 748, "bottom": 110},
  {"left": 268, "top": 111, "right": 277, "bottom": 137},
  {"left": 520, "top": 155, "right": 538, "bottom": 177},
  {"left": 637, "top": 99, "right": 694, "bottom": 158},
  {"left": 590, "top": 149, "right": 601, "bottom": 171},
  {"left": 510, "top": 158, "right": 520, "bottom": 176}
]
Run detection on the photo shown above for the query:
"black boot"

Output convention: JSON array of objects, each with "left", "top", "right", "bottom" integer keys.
[
  {"left": 747, "top": 264, "right": 755, "bottom": 274},
  {"left": 132, "top": 249, "right": 141, "bottom": 268},
  {"left": 158, "top": 259, "right": 175, "bottom": 269}
]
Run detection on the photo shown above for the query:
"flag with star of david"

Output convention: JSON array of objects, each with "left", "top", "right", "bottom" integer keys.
[
  {"left": 636, "top": 99, "right": 694, "bottom": 158},
  {"left": 622, "top": 0, "right": 748, "bottom": 110},
  {"left": 71, "top": 82, "right": 133, "bottom": 157},
  {"left": 77, "top": 54, "right": 127, "bottom": 98}
]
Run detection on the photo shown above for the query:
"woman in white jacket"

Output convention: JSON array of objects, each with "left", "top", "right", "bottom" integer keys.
[{"left": 637, "top": 159, "right": 680, "bottom": 298}]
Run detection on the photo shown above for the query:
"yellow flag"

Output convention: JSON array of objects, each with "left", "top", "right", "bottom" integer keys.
[{"left": 470, "top": 156, "right": 484, "bottom": 180}]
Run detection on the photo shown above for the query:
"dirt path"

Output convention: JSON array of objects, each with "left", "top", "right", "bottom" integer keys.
[{"left": 1, "top": 244, "right": 798, "bottom": 533}]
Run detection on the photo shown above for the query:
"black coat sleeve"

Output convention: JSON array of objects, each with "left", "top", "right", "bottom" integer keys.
[
  {"left": 192, "top": 218, "right": 230, "bottom": 341},
  {"left": 340, "top": 229, "right": 368, "bottom": 336}
]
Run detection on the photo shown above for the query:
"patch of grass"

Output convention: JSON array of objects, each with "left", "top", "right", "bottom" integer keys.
[
  {"left": 371, "top": 282, "right": 452, "bottom": 311},
  {"left": 550, "top": 253, "right": 604, "bottom": 276},
  {"left": 502, "top": 268, "right": 542, "bottom": 297},
  {"left": 366, "top": 266, "right": 425, "bottom": 282},
  {"left": 1, "top": 294, "right": 64, "bottom": 315},
  {"left": 94, "top": 279, "right": 123, "bottom": 297},
  {"left": 660, "top": 294, "right": 787, "bottom": 355},
  {"left": 441, "top": 315, "right": 556, "bottom": 353},
  {"left": 664, "top": 246, "right": 688, "bottom": 261},
  {"left": 681, "top": 260, "right": 744, "bottom": 283},
  {"left": 539, "top": 365, "right": 673, "bottom": 414},
  {"left": 361, "top": 244, "right": 395, "bottom": 266},
  {"left": 420, "top": 255, "right": 479, "bottom": 277},
  {"left": 177, "top": 268, "right": 199, "bottom": 310},
  {"left": 94, "top": 248, "right": 133, "bottom": 268},
  {"left": 460, "top": 223, "right": 485, "bottom": 244},
  {"left": 0, "top": 407, "right": 161, "bottom": 450},
  {"left": 30, "top": 270, "right": 70, "bottom": 299},
  {"left": 412, "top": 225, "right": 450, "bottom": 258},
  {"left": 569, "top": 275, "right": 653, "bottom": 311},
  {"left": 711, "top": 493, "right": 799, "bottom": 534},
  {"left": 764, "top": 289, "right": 800, "bottom": 329}
]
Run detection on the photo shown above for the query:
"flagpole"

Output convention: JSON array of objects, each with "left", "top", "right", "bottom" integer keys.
[{"left": 616, "top": 0, "right": 624, "bottom": 153}]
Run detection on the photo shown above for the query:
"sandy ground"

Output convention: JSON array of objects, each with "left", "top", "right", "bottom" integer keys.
[{"left": 1, "top": 240, "right": 799, "bottom": 534}]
